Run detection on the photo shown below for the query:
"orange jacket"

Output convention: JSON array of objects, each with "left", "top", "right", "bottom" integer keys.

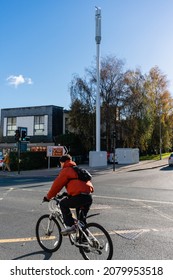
[
  {"left": 47, "top": 160, "right": 94, "bottom": 199},
  {"left": 3, "top": 154, "right": 10, "bottom": 164}
]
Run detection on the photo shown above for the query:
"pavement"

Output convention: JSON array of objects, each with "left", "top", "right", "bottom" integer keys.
[{"left": 0, "top": 157, "right": 169, "bottom": 178}]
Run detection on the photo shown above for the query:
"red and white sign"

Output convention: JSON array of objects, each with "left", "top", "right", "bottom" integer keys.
[{"left": 47, "top": 146, "right": 68, "bottom": 157}]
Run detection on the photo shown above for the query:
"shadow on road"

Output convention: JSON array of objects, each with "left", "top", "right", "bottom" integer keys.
[
  {"left": 160, "top": 166, "right": 173, "bottom": 171},
  {"left": 12, "top": 250, "right": 53, "bottom": 260},
  {"left": 128, "top": 164, "right": 167, "bottom": 172}
]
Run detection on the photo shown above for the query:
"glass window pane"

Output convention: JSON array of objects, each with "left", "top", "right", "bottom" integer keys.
[{"left": 7, "top": 117, "right": 16, "bottom": 136}]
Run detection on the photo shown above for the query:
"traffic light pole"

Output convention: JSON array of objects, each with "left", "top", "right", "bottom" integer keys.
[
  {"left": 17, "top": 141, "right": 21, "bottom": 174},
  {"left": 15, "top": 127, "right": 29, "bottom": 174}
]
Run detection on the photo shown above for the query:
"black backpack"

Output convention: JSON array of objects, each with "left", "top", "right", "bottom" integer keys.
[{"left": 72, "top": 166, "right": 92, "bottom": 182}]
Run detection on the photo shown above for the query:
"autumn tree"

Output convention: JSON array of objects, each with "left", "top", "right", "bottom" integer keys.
[
  {"left": 69, "top": 57, "right": 173, "bottom": 155},
  {"left": 144, "top": 66, "right": 173, "bottom": 153},
  {"left": 122, "top": 68, "right": 152, "bottom": 152}
]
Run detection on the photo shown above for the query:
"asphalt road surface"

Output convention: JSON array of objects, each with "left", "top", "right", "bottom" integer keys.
[{"left": 1, "top": 162, "right": 173, "bottom": 260}]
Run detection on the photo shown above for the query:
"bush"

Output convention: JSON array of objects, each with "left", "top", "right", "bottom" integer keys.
[
  {"left": 9, "top": 151, "right": 88, "bottom": 171},
  {"left": 9, "top": 151, "right": 59, "bottom": 171}
]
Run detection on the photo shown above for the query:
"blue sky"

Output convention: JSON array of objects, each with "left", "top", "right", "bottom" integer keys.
[{"left": 1, "top": 0, "right": 173, "bottom": 110}]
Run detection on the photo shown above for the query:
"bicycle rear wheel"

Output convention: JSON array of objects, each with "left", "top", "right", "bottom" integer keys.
[
  {"left": 79, "top": 222, "right": 113, "bottom": 260},
  {"left": 36, "top": 214, "right": 62, "bottom": 252}
]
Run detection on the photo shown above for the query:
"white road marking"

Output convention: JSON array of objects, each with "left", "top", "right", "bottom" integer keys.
[
  {"left": 93, "top": 194, "right": 173, "bottom": 205},
  {"left": 0, "top": 188, "right": 14, "bottom": 200}
]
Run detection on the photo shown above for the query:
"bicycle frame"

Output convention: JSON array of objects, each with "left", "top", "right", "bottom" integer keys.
[
  {"left": 37, "top": 195, "right": 113, "bottom": 259},
  {"left": 48, "top": 200, "right": 66, "bottom": 228},
  {"left": 47, "top": 197, "right": 99, "bottom": 249}
]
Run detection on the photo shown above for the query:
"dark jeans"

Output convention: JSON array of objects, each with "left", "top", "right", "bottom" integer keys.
[{"left": 59, "top": 194, "right": 92, "bottom": 227}]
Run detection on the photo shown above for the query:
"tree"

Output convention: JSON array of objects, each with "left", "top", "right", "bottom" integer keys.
[
  {"left": 69, "top": 76, "right": 95, "bottom": 152},
  {"left": 144, "top": 66, "right": 173, "bottom": 153},
  {"left": 54, "top": 132, "right": 85, "bottom": 156},
  {"left": 99, "top": 56, "right": 126, "bottom": 151},
  {"left": 69, "top": 57, "right": 173, "bottom": 156},
  {"left": 122, "top": 68, "right": 152, "bottom": 152},
  {"left": 69, "top": 55, "right": 126, "bottom": 152}
]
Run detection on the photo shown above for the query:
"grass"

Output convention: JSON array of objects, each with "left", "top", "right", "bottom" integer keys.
[{"left": 140, "top": 153, "right": 170, "bottom": 161}]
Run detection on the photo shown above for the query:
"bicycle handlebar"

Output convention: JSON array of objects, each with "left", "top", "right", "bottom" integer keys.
[
  {"left": 42, "top": 192, "right": 68, "bottom": 204},
  {"left": 56, "top": 192, "right": 68, "bottom": 199}
]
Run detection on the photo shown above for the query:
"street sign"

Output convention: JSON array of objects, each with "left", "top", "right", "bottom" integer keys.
[
  {"left": 63, "top": 146, "right": 68, "bottom": 154},
  {"left": 47, "top": 146, "right": 68, "bottom": 157}
]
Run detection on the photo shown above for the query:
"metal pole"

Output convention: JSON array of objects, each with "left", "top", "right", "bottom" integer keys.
[
  {"left": 113, "top": 139, "right": 116, "bottom": 171},
  {"left": 95, "top": 7, "right": 101, "bottom": 152},
  {"left": 48, "top": 156, "right": 50, "bottom": 169},
  {"left": 17, "top": 141, "right": 21, "bottom": 174},
  {"left": 96, "top": 43, "right": 100, "bottom": 151},
  {"left": 112, "top": 131, "right": 116, "bottom": 171},
  {"left": 159, "top": 112, "right": 162, "bottom": 160}
]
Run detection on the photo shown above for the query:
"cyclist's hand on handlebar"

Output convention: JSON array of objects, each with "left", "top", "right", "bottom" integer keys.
[
  {"left": 57, "top": 192, "right": 68, "bottom": 199},
  {"left": 62, "top": 191, "right": 68, "bottom": 197},
  {"left": 42, "top": 196, "right": 50, "bottom": 202}
]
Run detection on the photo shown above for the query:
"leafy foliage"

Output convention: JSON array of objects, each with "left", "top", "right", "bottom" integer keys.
[{"left": 68, "top": 56, "right": 173, "bottom": 155}]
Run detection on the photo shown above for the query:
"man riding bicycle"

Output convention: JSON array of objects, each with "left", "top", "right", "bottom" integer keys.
[{"left": 43, "top": 154, "right": 94, "bottom": 235}]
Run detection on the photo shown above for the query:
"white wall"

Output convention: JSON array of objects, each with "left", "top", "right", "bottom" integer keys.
[
  {"left": 3, "top": 115, "right": 48, "bottom": 136},
  {"left": 17, "top": 116, "right": 34, "bottom": 136}
]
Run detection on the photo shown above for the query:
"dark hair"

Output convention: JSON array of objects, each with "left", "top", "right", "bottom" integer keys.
[{"left": 59, "top": 154, "right": 72, "bottom": 163}]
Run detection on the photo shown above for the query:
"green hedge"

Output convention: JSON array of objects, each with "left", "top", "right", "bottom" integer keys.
[
  {"left": 9, "top": 151, "right": 87, "bottom": 171},
  {"left": 9, "top": 152, "right": 59, "bottom": 171}
]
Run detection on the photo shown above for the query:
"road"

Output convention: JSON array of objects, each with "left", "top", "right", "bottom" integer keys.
[{"left": 1, "top": 161, "right": 173, "bottom": 260}]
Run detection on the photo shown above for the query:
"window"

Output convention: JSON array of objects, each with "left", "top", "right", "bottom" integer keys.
[
  {"left": 7, "top": 117, "right": 16, "bottom": 136},
  {"left": 34, "top": 116, "right": 44, "bottom": 135}
]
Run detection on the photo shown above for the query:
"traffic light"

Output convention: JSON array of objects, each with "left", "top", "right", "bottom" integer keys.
[
  {"left": 15, "top": 130, "right": 20, "bottom": 141},
  {"left": 21, "top": 130, "right": 27, "bottom": 141}
]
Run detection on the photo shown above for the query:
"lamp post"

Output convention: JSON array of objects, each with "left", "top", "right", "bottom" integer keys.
[{"left": 95, "top": 7, "right": 101, "bottom": 152}]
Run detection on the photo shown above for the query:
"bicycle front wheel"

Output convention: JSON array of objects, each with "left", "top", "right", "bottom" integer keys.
[
  {"left": 79, "top": 222, "right": 113, "bottom": 260},
  {"left": 36, "top": 214, "right": 62, "bottom": 252}
]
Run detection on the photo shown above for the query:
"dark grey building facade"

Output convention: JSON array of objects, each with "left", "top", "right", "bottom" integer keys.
[{"left": 1, "top": 105, "right": 63, "bottom": 144}]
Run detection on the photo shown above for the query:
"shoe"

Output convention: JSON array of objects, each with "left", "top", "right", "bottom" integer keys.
[{"left": 61, "top": 225, "right": 77, "bottom": 236}]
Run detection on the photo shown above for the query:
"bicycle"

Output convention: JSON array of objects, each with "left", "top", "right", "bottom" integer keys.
[{"left": 35, "top": 193, "right": 113, "bottom": 260}]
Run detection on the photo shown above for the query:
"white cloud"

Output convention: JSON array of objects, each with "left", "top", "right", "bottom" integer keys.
[{"left": 6, "top": 74, "right": 33, "bottom": 88}]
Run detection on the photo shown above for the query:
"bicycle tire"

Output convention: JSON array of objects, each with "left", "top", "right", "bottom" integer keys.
[
  {"left": 79, "top": 222, "right": 113, "bottom": 260},
  {"left": 36, "top": 214, "right": 62, "bottom": 252}
]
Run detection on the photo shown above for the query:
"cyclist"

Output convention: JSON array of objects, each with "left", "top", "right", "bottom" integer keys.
[{"left": 43, "top": 154, "right": 94, "bottom": 235}]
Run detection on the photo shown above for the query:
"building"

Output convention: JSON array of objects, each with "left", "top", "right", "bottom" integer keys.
[{"left": 0, "top": 105, "right": 66, "bottom": 151}]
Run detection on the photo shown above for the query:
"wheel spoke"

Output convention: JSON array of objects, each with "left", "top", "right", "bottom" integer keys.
[
  {"left": 36, "top": 214, "right": 62, "bottom": 252},
  {"left": 79, "top": 222, "right": 113, "bottom": 260}
]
